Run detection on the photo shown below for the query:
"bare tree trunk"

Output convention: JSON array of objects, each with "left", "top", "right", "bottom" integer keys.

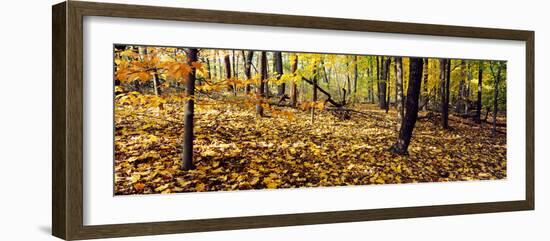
[
  {"left": 232, "top": 50, "right": 236, "bottom": 78},
  {"left": 422, "top": 58, "right": 429, "bottom": 111},
  {"left": 274, "top": 51, "right": 285, "bottom": 96},
  {"left": 347, "top": 74, "right": 351, "bottom": 103},
  {"left": 242, "top": 50, "right": 254, "bottom": 94},
  {"left": 217, "top": 54, "right": 223, "bottom": 81},
  {"left": 376, "top": 56, "right": 381, "bottom": 105},
  {"left": 256, "top": 51, "right": 267, "bottom": 116},
  {"left": 476, "top": 61, "right": 483, "bottom": 123},
  {"left": 353, "top": 55, "right": 358, "bottom": 98},
  {"left": 205, "top": 57, "right": 212, "bottom": 80},
  {"left": 395, "top": 57, "right": 404, "bottom": 129},
  {"left": 151, "top": 73, "right": 159, "bottom": 96},
  {"left": 390, "top": 58, "right": 424, "bottom": 155},
  {"left": 458, "top": 60, "right": 467, "bottom": 114},
  {"left": 379, "top": 57, "right": 390, "bottom": 109},
  {"left": 224, "top": 54, "right": 233, "bottom": 93},
  {"left": 386, "top": 69, "right": 390, "bottom": 113},
  {"left": 465, "top": 62, "right": 471, "bottom": 114},
  {"left": 493, "top": 79, "right": 498, "bottom": 136},
  {"left": 311, "top": 60, "right": 318, "bottom": 123},
  {"left": 490, "top": 63, "right": 502, "bottom": 136},
  {"left": 143, "top": 47, "right": 161, "bottom": 96},
  {"left": 264, "top": 53, "right": 272, "bottom": 98},
  {"left": 440, "top": 59, "right": 450, "bottom": 129},
  {"left": 369, "top": 59, "right": 375, "bottom": 103},
  {"left": 182, "top": 48, "right": 198, "bottom": 170},
  {"left": 290, "top": 54, "right": 299, "bottom": 107}
]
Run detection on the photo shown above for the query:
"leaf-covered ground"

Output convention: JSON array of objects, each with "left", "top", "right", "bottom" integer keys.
[{"left": 114, "top": 95, "right": 506, "bottom": 195}]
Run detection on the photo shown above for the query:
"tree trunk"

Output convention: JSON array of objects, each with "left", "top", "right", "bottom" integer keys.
[
  {"left": 439, "top": 59, "right": 450, "bottom": 129},
  {"left": 301, "top": 77, "right": 343, "bottom": 107},
  {"left": 379, "top": 57, "right": 390, "bottom": 109},
  {"left": 232, "top": 50, "right": 236, "bottom": 78},
  {"left": 256, "top": 51, "right": 267, "bottom": 116},
  {"left": 290, "top": 54, "right": 299, "bottom": 107},
  {"left": 205, "top": 57, "right": 212, "bottom": 80},
  {"left": 476, "top": 61, "right": 483, "bottom": 123},
  {"left": 386, "top": 69, "right": 390, "bottom": 113},
  {"left": 458, "top": 60, "right": 467, "bottom": 114},
  {"left": 182, "top": 48, "right": 198, "bottom": 170},
  {"left": 422, "top": 58, "right": 429, "bottom": 111},
  {"left": 151, "top": 73, "right": 159, "bottom": 96},
  {"left": 465, "top": 62, "right": 472, "bottom": 114},
  {"left": 384, "top": 58, "right": 391, "bottom": 112},
  {"left": 345, "top": 59, "right": 351, "bottom": 104},
  {"left": 243, "top": 50, "right": 254, "bottom": 94},
  {"left": 491, "top": 63, "right": 502, "bottom": 136},
  {"left": 264, "top": 53, "right": 272, "bottom": 98},
  {"left": 390, "top": 58, "right": 424, "bottom": 155},
  {"left": 353, "top": 55, "right": 358, "bottom": 97},
  {"left": 369, "top": 59, "right": 375, "bottom": 103},
  {"left": 143, "top": 47, "right": 161, "bottom": 96},
  {"left": 217, "top": 54, "right": 223, "bottom": 81},
  {"left": 224, "top": 54, "right": 233, "bottom": 93},
  {"left": 311, "top": 60, "right": 318, "bottom": 123},
  {"left": 273, "top": 51, "right": 285, "bottom": 96},
  {"left": 395, "top": 57, "right": 404, "bottom": 129},
  {"left": 376, "top": 56, "right": 381, "bottom": 105},
  {"left": 445, "top": 59, "right": 451, "bottom": 125}
]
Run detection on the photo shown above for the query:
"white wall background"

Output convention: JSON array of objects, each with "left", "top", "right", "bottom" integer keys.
[{"left": 0, "top": 0, "right": 547, "bottom": 240}]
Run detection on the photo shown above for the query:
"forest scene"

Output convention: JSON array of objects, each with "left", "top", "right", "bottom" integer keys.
[{"left": 113, "top": 45, "right": 507, "bottom": 195}]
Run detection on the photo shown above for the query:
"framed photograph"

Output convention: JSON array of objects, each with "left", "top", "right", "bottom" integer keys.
[{"left": 52, "top": 1, "right": 534, "bottom": 240}]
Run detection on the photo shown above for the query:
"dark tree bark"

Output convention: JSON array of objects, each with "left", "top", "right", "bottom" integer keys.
[
  {"left": 301, "top": 77, "right": 343, "bottom": 107},
  {"left": 182, "top": 48, "right": 198, "bottom": 170},
  {"left": 422, "top": 58, "right": 429, "bottom": 111},
  {"left": 385, "top": 58, "right": 392, "bottom": 112},
  {"left": 445, "top": 59, "right": 451, "bottom": 125},
  {"left": 440, "top": 59, "right": 450, "bottom": 129},
  {"left": 353, "top": 55, "right": 358, "bottom": 96},
  {"left": 313, "top": 62, "right": 318, "bottom": 102},
  {"left": 273, "top": 51, "right": 285, "bottom": 96},
  {"left": 242, "top": 50, "right": 254, "bottom": 94},
  {"left": 379, "top": 57, "right": 391, "bottom": 109},
  {"left": 231, "top": 50, "right": 236, "bottom": 78},
  {"left": 311, "top": 60, "right": 319, "bottom": 123},
  {"left": 458, "top": 60, "right": 467, "bottom": 114},
  {"left": 290, "top": 54, "right": 298, "bottom": 107},
  {"left": 224, "top": 54, "right": 233, "bottom": 93},
  {"left": 390, "top": 58, "right": 424, "bottom": 155},
  {"left": 386, "top": 69, "right": 390, "bottom": 113},
  {"left": 256, "top": 51, "right": 267, "bottom": 116},
  {"left": 465, "top": 62, "right": 472, "bottom": 114},
  {"left": 476, "top": 61, "right": 483, "bottom": 123},
  {"left": 395, "top": 57, "right": 404, "bottom": 129},
  {"left": 490, "top": 62, "right": 503, "bottom": 136},
  {"left": 342, "top": 88, "right": 347, "bottom": 106},
  {"left": 205, "top": 57, "right": 212, "bottom": 80},
  {"left": 376, "top": 56, "right": 381, "bottom": 104}
]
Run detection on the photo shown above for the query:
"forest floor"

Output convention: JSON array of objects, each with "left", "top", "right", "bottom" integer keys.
[{"left": 114, "top": 94, "right": 507, "bottom": 195}]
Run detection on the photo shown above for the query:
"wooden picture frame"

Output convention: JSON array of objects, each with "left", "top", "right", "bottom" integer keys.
[{"left": 52, "top": 1, "right": 534, "bottom": 240}]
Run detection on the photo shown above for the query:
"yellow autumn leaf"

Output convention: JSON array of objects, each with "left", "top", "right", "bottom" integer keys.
[
  {"left": 154, "top": 183, "right": 169, "bottom": 192},
  {"left": 129, "top": 174, "right": 141, "bottom": 183}
]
